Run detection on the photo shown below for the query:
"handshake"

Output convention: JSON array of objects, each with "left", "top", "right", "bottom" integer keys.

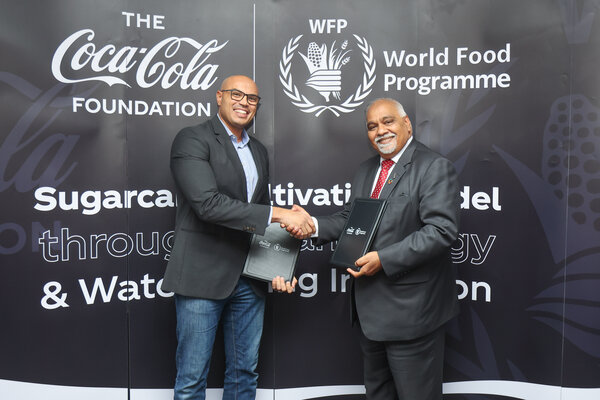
[
  {"left": 273, "top": 205, "right": 315, "bottom": 240},
  {"left": 273, "top": 205, "right": 382, "bottom": 278}
]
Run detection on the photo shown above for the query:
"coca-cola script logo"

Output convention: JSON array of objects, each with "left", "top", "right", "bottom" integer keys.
[{"left": 51, "top": 29, "right": 227, "bottom": 90}]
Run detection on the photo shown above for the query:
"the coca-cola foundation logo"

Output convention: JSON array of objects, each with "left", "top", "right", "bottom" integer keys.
[{"left": 51, "top": 29, "right": 227, "bottom": 90}]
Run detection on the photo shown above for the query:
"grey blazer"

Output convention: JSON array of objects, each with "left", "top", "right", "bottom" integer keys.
[
  {"left": 316, "top": 139, "right": 460, "bottom": 341},
  {"left": 162, "top": 116, "right": 271, "bottom": 299}
]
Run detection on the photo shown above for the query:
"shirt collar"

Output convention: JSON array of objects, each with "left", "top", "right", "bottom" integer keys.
[{"left": 217, "top": 114, "right": 250, "bottom": 147}]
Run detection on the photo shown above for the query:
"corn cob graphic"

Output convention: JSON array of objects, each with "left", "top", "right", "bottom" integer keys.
[
  {"left": 543, "top": 94, "right": 600, "bottom": 232},
  {"left": 299, "top": 40, "right": 351, "bottom": 102}
]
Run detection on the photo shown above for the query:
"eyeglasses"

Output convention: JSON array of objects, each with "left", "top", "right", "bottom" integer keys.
[{"left": 221, "top": 89, "right": 261, "bottom": 105}]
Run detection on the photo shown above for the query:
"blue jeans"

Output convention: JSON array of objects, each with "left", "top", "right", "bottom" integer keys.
[{"left": 174, "top": 278, "right": 265, "bottom": 400}]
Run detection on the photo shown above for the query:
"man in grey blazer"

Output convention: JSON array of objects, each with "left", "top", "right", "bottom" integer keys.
[
  {"left": 162, "top": 75, "right": 314, "bottom": 400},
  {"left": 289, "top": 98, "right": 460, "bottom": 400}
]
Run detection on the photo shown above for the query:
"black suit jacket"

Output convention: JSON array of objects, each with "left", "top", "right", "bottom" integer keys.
[
  {"left": 316, "top": 139, "right": 460, "bottom": 341},
  {"left": 162, "top": 116, "right": 271, "bottom": 299}
]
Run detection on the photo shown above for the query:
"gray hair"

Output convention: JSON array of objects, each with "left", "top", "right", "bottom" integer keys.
[{"left": 365, "top": 98, "right": 407, "bottom": 117}]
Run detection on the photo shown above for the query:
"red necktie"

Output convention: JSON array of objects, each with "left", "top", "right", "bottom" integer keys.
[{"left": 371, "top": 159, "right": 394, "bottom": 199}]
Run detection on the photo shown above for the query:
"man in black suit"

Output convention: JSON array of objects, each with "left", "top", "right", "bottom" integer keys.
[
  {"left": 162, "top": 75, "right": 314, "bottom": 400},
  {"left": 289, "top": 98, "right": 460, "bottom": 400}
]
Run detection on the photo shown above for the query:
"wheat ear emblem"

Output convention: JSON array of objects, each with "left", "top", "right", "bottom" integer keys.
[{"left": 299, "top": 40, "right": 351, "bottom": 102}]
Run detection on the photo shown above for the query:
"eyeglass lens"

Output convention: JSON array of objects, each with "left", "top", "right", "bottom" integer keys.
[{"left": 229, "top": 89, "right": 260, "bottom": 104}]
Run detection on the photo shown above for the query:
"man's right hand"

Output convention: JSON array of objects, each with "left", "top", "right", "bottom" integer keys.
[
  {"left": 278, "top": 205, "right": 314, "bottom": 239},
  {"left": 272, "top": 205, "right": 315, "bottom": 238}
]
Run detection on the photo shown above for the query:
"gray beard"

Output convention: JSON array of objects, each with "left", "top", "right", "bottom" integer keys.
[{"left": 375, "top": 133, "right": 397, "bottom": 154}]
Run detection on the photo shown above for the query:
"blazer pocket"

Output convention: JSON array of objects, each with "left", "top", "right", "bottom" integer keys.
[
  {"left": 384, "top": 194, "right": 412, "bottom": 213},
  {"left": 390, "top": 263, "right": 432, "bottom": 285},
  {"left": 385, "top": 192, "right": 410, "bottom": 204}
]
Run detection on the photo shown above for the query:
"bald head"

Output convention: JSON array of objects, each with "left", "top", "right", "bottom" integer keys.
[{"left": 220, "top": 75, "right": 258, "bottom": 94}]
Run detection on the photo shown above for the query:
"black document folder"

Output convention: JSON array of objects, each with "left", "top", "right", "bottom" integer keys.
[
  {"left": 242, "top": 223, "right": 301, "bottom": 282},
  {"left": 330, "top": 198, "right": 387, "bottom": 270}
]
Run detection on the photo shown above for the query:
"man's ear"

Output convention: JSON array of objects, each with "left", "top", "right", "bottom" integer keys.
[
  {"left": 216, "top": 90, "right": 222, "bottom": 107},
  {"left": 404, "top": 116, "right": 413, "bottom": 135}
]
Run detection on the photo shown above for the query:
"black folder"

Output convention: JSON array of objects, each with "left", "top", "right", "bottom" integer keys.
[
  {"left": 242, "top": 223, "right": 301, "bottom": 282},
  {"left": 330, "top": 198, "right": 387, "bottom": 270}
]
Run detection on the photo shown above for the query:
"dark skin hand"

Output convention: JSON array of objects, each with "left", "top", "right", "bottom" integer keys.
[{"left": 348, "top": 251, "right": 382, "bottom": 278}]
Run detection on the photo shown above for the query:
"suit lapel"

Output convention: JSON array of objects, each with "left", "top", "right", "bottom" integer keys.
[
  {"left": 378, "top": 140, "right": 416, "bottom": 199},
  {"left": 210, "top": 117, "right": 249, "bottom": 201}
]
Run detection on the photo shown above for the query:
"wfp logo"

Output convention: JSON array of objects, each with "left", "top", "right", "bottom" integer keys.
[
  {"left": 279, "top": 20, "right": 376, "bottom": 117},
  {"left": 300, "top": 40, "right": 351, "bottom": 102},
  {"left": 346, "top": 227, "right": 367, "bottom": 236}
]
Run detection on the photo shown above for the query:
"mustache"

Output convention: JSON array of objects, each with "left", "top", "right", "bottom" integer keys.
[{"left": 375, "top": 133, "right": 396, "bottom": 143}]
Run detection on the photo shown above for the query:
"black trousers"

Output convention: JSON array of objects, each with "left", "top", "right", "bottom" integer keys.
[{"left": 359, "top": 325, "right": 445, "bottom": 400}]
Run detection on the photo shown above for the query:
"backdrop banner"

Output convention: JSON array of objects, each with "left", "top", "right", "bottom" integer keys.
[{"left": 1, "top": 1, "right": 599, "bottom": 399}]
